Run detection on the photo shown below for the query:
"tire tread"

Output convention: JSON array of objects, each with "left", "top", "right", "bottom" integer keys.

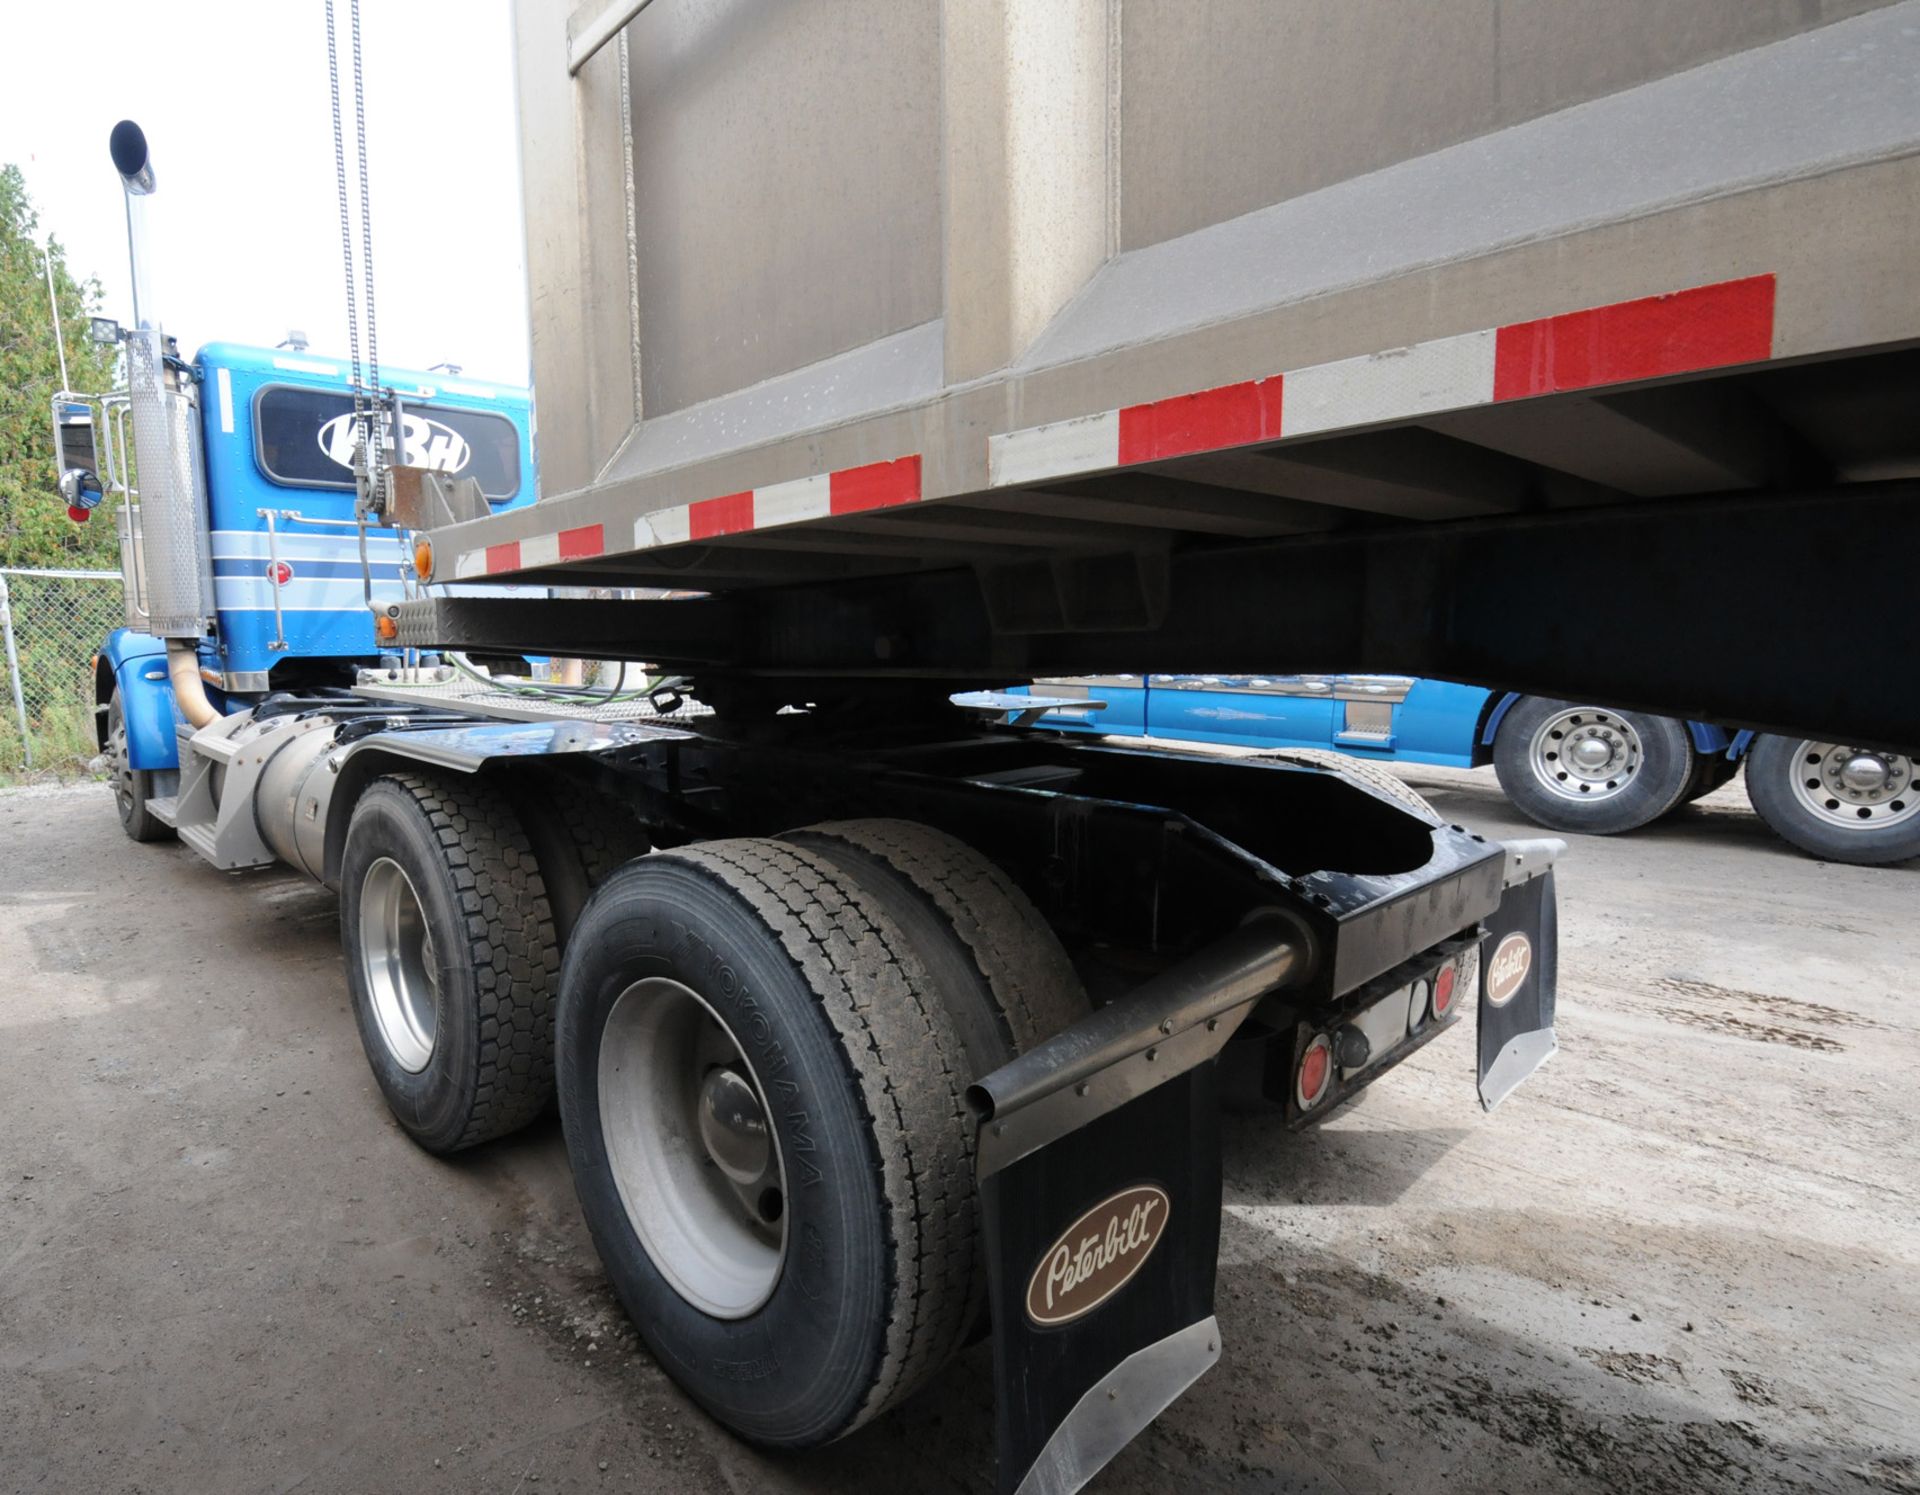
[
  {"left": 378, "top": 773, "right": 560, "bottom": 1149},
  {"left": 788, "top": 818, "right": 1087, "bottom": 1052},
  {"left": 663, "top": 839, "right": 977, "bottom": 1434}
]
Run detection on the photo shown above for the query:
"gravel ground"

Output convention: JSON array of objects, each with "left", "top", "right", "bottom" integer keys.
[{"left": 2, "top": 773, "right": 1915, "bottom": 1494}]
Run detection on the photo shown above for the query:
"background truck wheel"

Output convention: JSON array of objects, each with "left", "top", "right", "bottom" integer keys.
[
  {"left": 1252, "top": 747, "right": 1442, "bottom": 823},
  {"left": 340, "top": 773, "right": 560, "bottom": 1153},
  {"left": 1492, "top": 696, "right": 1693, "bottom": 835},
  {"left": 105, "top": 691, "right": 171, "bottom": 843},
  {"left": 556, "top": 839, "right": 977, "bottom": 1449},
  {"left": 1745, "top": 735, "right": 1920, "bottom": 865}
]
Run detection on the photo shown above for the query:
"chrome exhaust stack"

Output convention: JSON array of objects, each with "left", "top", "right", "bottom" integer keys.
[{"left": 111, "top": 120, "right": 218, "bottom": 722}]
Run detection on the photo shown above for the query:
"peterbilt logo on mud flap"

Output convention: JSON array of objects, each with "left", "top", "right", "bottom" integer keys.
[
  {"left": 318, "top": 412, "right": 471, "bottom": 475},
  {"left": 1486, "top": 932, "right": 1532, "bottom": 1006},
  {"left": 1025, "top": 1184, "right": 1169, "bottom": 1327}
]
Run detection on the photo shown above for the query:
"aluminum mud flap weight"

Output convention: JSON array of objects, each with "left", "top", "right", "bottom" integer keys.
[
  {"left": 1478, "top": 838, "right": 1565, "bottom": 1111},
  {"left": 967, "top": 920, "right": 1307, "bottom": 1495}
]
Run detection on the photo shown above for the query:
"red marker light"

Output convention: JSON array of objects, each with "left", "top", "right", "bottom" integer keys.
[
  {"left": 1296, "top": 1033, "right": 1334, "bottom": 1110},
  {"left": 1432, "top": 964, "right": 1457, "bottom": 1017}
]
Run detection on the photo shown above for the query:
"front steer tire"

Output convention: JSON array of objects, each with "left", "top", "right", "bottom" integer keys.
[
  {"left": 556, "top": 838, "right": 978, "bottom": 1449},
  {"left": 340, "top": 773, "right": 560, "bottom": 1153},
  {"left": 105, "top": 690, "right": 172, "bottom": 843}
]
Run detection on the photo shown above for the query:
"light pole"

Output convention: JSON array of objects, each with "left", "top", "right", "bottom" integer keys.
[{"left": 42, "top": 239, "right": 71, "bottom": 393}]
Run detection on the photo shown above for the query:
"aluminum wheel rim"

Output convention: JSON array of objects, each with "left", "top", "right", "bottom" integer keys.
[
  {"left": 359, "top": 857, "right": 439, "bottom": 1073},
  {"left": 107, "top": 718, "right": 137, "bottom": 821},
  {"left": 598, "top": 977, "right": 788, "bottom": 1319},
  {"left": 1528, "top": 707, "right": 1642, "bottom": 802},
  {"left": 1785, "top": 740, "right": 1917, "bottom": 832}
]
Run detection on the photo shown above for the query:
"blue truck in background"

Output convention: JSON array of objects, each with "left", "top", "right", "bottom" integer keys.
[
  {"left": 1012, "top": 675, "right": 1918, "bottom": 866},
  {"left": 76, "top": 340, "right": 537, "bottom": 829}
]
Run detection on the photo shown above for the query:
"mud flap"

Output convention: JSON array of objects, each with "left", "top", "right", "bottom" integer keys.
[
  {"left": 980, "top": 1062, "right": 1224, "bottom": 1495},
  {"left": 1477, "top": 843, "right": 1563, "bottom": 1110}
]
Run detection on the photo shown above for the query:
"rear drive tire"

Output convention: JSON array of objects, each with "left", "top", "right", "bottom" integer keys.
[
  {"left": 340, "top": 773, "right": 560, "bottom": 1152},
  {"left": 556, "top": 839, "right": 978, "bottom": 1448},
  {"left": 498, "top": 772, "right": 650, "bottom": 945},
  {"left": 105, "top": 691, "right": 171, "bottom": 843},
  {"left": 783, "top": 818, "right": 1088, "bottom": 1066},
  {"left": 783, "top": 819, "right": 1089, "bottom": 1334},
  {"left": 1492, "top": 697, "right": 1692, "bottom": 835},
  {"left": 1745, "top": 735, "right": 1920, "bottom": 865}
]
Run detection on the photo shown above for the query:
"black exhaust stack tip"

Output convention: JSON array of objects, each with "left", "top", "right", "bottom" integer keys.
[{"left": 110, "top": 120, "right": 155, "bottom": 195}]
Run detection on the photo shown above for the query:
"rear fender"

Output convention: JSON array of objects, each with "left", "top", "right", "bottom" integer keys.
[
  {"left": 1476, "top": 690, "right": 1523, "bottom": 764},
  {"left": 318, "top": 716, "right": 695, "bottom": 888}
]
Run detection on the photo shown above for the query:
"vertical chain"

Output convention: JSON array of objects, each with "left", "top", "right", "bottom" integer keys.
[
  {"left": 350, "top": 0, "right": 381, "bottom": 429},
  {"left": 324, "top": 0, "right": 362, "bottom": 423}
]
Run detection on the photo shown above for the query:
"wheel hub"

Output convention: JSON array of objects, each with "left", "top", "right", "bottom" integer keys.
[
  {"left": 1790, "top": 741, "right": 1917, "bottom": 829},
  {"left": 1568, "top": 736, "right": 1614, "bottom": 772},
  {"left": 1528, "top": 708, "right": 1643, "bottom": 801},
  {"left": 598, "top": 977, "right": 788, "bottom": 1319},
  {"left": 698, "top": 1067, "right": 771, "bottom": 1185},
  {"left": 1837, "top": 753, "right": 1891, "bottom": 795}
]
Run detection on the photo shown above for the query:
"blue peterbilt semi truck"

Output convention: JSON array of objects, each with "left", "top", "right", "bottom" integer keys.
[
  {"left": 1008, "top": 676, "right": 1919, "bottom": 866},
  {"left": 67, "top": 15, "right": 1920, "bottom": 1477},
  {"left": 83, "top": 341, "right": 537, "bottom": 821},
  {"left": 66, "top": 119, "right": 1567, "bottom": 1494}
]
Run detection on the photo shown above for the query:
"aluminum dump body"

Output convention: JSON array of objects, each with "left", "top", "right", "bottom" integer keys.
[
  {"left": 402, "top": 1, "right": 1920, "bottom": 742},
  {"left": 455, "top": 0, "right": 1920, "bottom": 581}
]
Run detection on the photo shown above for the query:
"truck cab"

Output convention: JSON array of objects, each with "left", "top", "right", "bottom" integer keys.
[{"left": 92, "top": 342, "right": 535, "bottom": 779}]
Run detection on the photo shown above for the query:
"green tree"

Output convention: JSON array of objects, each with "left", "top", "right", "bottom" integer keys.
[{"left": 0, "top": 163, "right": 122, "bottom": 569}]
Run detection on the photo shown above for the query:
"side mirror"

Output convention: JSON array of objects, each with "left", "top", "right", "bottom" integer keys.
[{"left": 60, "top": 467, "right": 104, "bottom": 523}]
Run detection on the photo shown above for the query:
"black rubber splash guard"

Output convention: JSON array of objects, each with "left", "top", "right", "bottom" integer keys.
[
  {"left": 981, "top": 1064, "right": 1223, "bottom": 1495},
  {"left": 1477, "top": 865, "right": 1560, "bottom": 1110}
]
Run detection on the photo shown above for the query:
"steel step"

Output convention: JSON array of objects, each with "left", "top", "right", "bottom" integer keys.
[{"left": 177, "top": 822, "right": 217, "bottom": 863}]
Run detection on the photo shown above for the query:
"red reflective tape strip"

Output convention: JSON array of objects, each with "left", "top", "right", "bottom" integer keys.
[
  {"left": 1117, "top": 376, "right": 1284, "bottom": 464},
  {"left": 485, "top": 541, "right": 521, "bottom": 574},
  {"left": 829, "top": 455, "right": 922, "bottom": 516},
  {"left": 1492, "top": 274, "right": 1775, "bottom": 402},
  {"left": 558, "top": 523, "right": 605, "bottom": 561},
  {"left": 689, "top": 492, "right": 754, "bottom": 540}
]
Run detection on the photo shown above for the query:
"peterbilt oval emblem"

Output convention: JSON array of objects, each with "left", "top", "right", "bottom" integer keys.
[
  {"left": 318, "top": 411, "right": 471, "bottom": 475},
  {"left": 1486, "top": 933, "right": 1532, "bottom": 1007},
  {"left": 1025, "top": 1184, "right": 1168, "bottom": 1327}
]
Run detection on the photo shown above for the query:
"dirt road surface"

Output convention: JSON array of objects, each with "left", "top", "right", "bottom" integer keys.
[{"left": 3, "top": 773, "right": 1915, "bottom": 1494}]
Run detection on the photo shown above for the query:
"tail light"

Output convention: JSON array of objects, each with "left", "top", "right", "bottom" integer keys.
[
  {"left": 1434, "top": 946, "right": 1478, "bottom": 1020},
  {"left": 1295, "top": 1032, "right": 1334, "bottom": 1111}
]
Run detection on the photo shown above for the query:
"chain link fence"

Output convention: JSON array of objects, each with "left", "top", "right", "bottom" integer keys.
[{"left": 0, "top": 568, "right": 126, "bottom": 778}]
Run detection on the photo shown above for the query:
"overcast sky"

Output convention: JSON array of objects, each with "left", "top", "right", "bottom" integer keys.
[{"left": 1, "top": 0, "right": 531, "bottom": 386}]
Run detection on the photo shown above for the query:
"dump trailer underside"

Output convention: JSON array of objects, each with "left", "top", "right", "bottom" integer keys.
[
  {"left": 418, "top": 3, "right": 1920, "bottom": 750},
  {"left": 399, "top": 473, "right": 1920, "bottom": 747}
]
